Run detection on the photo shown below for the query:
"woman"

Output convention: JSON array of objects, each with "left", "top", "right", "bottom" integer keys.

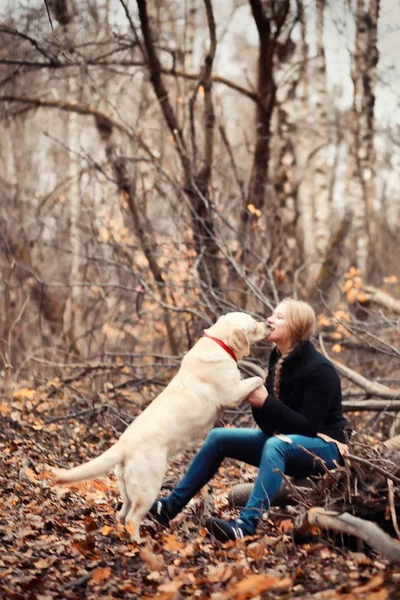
[{"left": 149, "top": 298, "right": 348, "bottom": 542}]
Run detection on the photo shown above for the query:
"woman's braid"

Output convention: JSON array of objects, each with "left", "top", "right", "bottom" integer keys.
[{"left": 273, "top": 352, "right": 290, "bottom": 399}]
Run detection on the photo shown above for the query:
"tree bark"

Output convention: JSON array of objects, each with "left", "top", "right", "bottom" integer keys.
[
  {"left": 134, "top": 0, "right": 220, "bottom": 293},
  {"left": 296, "top": 508, "right": 400, "bottom": 564},
  {"left": 346, "top": 0, "right": 380, "bottom": 275},
  {"left": 310, "top": 0, "right": 331, "bottom": 260}
]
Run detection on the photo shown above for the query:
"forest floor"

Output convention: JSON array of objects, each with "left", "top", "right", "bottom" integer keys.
[{"left": 1, "top": 385, "right": 400, "bottom": 600}]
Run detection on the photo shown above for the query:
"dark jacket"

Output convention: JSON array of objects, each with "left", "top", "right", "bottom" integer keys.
[{"left": 252, "top": 341, "right": 348, "bottom": 443}]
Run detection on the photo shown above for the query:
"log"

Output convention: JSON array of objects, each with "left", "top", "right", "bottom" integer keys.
[
  {"left": 384, "top": 436, "right": 400, "bottom": 452},
  {"left": 228, "top": 478, "right": 313, "bottom": 509},
  {"left": 296, "top": 507, "right": 400, "bottom": 564}
]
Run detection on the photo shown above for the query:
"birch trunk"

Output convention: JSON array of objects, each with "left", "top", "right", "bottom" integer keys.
[
  {"left": 346, "top": 0, "right": 380, "bottom": 275},
  {"left": 49, "top": 5, "right": 86, "bottom": 356},
  {"left": 310, "top": 0, "right": 331, "bottom": 260},
  {"left": 295, "top": 1, "right": 316, "bottom": 282}
]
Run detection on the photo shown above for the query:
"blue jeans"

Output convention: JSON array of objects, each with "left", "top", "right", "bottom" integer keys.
[{"left": 163, "top": 428, "right": 343, "bottom": 534}]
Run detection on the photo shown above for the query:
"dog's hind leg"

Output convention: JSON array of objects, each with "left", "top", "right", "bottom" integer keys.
[
  {"left": 115, "top": 465, "right": 131, "bottom": 525},
  {"left": 123, "top": 450, "right": 167, "bottom": 542}
]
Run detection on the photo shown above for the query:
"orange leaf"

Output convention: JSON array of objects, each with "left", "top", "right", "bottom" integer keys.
[
  {"left": 140, "top": 546, "right": 164, "bottom": 571},
  {"left": 383, "top": 275, "right": 398, "bottom": 284},
  {"left": 332, "top": 344, "right": 343, "bottom": 353},
  {"left": 346, "top": 288, "right": 358, "bottom": 303},
  {"left": 91, "top": 566, "right": 111, "bottom": 583},
  {"left": 100, "top": 525, "right": 113, "bottom": 536},
  {"left": 125, "top": 520, "right": 136, "bottom": 538},
  {"left": 342, "top": 279, "right": 354, "bottom": 292},
  {"left": 317, "top": 315, "right": 331, "bottom": 327},
  {"left": 162, "top": 533, "right": 185, "bottom": 552},
  {"left": 247, "top": 540, "right": 266, "bottom": 560},
  {"left": 24, "top": 468, "right": 37, "bottom": 483},
  {"left": 233, "top": 574, "right": 284, "bottom": 596},
  {"left": 158, "top": 580, "right": 183, "bottom": 593},
  {"left": 278, "top": 519, "right": 293, "bottom": 533},
  {"left": 0, "top": 402, "right": 9, "bottom": 414},
  {"left": 12, "top": 387, "right": 36, "bottom": 400},
  {"left": 207, "top": 563, "right": 234, "bottom": 583}
]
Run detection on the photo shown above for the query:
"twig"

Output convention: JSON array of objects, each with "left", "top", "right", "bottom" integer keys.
[
  {"left": 387, "top": 479, "right": 400, "bottom": 541},
  {"left": 347, "top": 453, "right": 400, "bottom": 486},
  {"left": 43, "top": 0, "right": 73, "bottom": 63}
]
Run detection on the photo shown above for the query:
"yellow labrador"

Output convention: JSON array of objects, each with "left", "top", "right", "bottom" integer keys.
[{"left": 54, "top": 312, "right": 268, "bottom": 540}]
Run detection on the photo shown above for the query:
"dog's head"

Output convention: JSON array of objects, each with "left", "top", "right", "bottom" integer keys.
[{"left": 204, "top": 312, "right": 268, "bottom": 358}]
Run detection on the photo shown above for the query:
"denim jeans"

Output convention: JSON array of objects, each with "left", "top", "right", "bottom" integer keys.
[{"left": 163, "top": 427, "right": 342, "bottom": 534}]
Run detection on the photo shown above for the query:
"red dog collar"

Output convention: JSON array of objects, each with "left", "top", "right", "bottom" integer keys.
[{"left": 203, "top": 333, "right": 237, "bottom": 362}]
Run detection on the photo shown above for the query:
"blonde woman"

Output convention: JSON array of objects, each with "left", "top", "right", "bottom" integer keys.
[{"left": 149, "top": 299, "right": 348, "bottom": 542}]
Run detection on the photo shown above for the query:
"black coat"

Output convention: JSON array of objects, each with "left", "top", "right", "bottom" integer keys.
[{"left": 252, "top": 341, "right": 348, "bottom": 443}]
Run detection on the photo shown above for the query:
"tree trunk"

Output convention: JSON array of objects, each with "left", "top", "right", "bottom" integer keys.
[
  {"left": 295, "top": 0, "right": 316, "bottom": 284},
  {"left": 135, "top": 0, "right": 220, "bottom": 294},
  {"left": 310, "top": 0, "right": 331, "bottom": 260},
  {"left": 346, "top": 0, "right": 380, "bottom": 275}
]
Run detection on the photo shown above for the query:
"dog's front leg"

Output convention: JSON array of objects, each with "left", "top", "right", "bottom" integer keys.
[{"left": 225, "top": 376, "right": 265, "bottom": 407}]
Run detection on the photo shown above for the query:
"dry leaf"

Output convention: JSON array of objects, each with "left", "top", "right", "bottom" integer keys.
[
  {"left": 0, "top": 402, "right": 9, "bottom": 414},
  {"left": 207, "top": 563, "right": 234, "bottom": 583},
  {"left": 24, "top": 467, "right": 37, "bottom": 483},
  {"left": 332, "top": 344, "right": 343, "bottom": 353},
  {"left": 13, "top": 387, "right": 36, "bottom": 400},
  {"left": 125, "top": 519, "right": 136, "bottom": 538},
  {"left": 223, "top": 573, "right": 286, "bottom": 599},
  {"left": 157, "top": 580, "right": 183, "bottom": 593},
  {"left": 100, "top": 525, "right": 113, "bottom": 536},
  {"left": 34, "top": 558, "right": 51, "bottom": 569},
  {"left": 140, "top": 545, "right": 165, "bottom": 571},
  {"left": 278, "top": 519, "right": 293, "bottom": 534},
  {"left": 247, "top": 540, "right": 265, "bottom": 560},
  {"left": 91, "top": 566, "right": 111, "bottom": 583},
  {"left": 163, "top": 533, "right": 185, "bottom": 552}
]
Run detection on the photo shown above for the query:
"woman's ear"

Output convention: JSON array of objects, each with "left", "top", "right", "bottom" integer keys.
[{"left": 228, "top": 327, "right": 250, "bottom": 357}]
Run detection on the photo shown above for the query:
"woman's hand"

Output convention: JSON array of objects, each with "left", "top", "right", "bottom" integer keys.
[{"left": 246, "top": 385, "right": 268, "bottom": 408}]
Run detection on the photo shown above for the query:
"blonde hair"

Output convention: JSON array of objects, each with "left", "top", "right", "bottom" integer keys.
[
  {"left": 277, "top": 298, "right": 316, "bottom": 345},
  {"left": 272, "top": 298, "right": 316, "bottom": 399}
]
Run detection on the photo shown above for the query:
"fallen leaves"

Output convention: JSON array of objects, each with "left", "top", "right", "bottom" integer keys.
[
  {"left": 213, "top": 573, "right": 292, "bottom": 600},
  {"left": 90, "top": 566, "right": 112, "bottom": 583},
  {"left": 140, "top": 545, "right": 165, "bottom": 571},
  {"left": 1, "top": 410, "right": 399, "bottom": 600}
]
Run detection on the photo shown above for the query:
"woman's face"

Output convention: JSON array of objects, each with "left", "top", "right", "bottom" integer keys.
[{"left": 267, "top": 304, "right": 292, "bottom": 348}]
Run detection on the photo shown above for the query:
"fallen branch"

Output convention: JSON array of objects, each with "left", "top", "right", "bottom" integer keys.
[
  {"left": 343, "top": 400, "right": 400, "bottom": 411},
  {"left": 319, "top": 334, "right": 400, "bottom": 399},
  {"left": 363, "top": 285, "right": 400, "bottom": 315},
  {"left": 296, "top": 507, "right": 400, "bottom": 564}
]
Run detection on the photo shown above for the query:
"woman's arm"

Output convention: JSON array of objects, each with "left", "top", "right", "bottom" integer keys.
[{"left": 250, "top": 364, "right": 341, "bottom": 436}]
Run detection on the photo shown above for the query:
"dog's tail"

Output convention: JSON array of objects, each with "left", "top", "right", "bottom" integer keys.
[{"left": 53, "top": 443, "right": 122, "bottom": 484}]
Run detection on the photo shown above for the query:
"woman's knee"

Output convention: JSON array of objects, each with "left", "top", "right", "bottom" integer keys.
[
  {"left": 263, "top": 435, "right": 291, "bottom": 458},
  {"left": 203, "top": 427, "right": 226, "bottom": 449}
]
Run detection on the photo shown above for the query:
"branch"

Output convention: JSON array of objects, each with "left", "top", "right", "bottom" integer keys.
[
  {"left": 363, "top": 285, "right": 400, "bottom": 315},
  {"left": 0, "top": 24, "right": 57, "bottom": 62},
  {"left": 342, "top": 400, "right": 400, "bottom": 411},
  {"left": 297, "top": 507, "right": 400, "bottom": 564},
  {"left": 133, "top": 0, "right": 190, "bottom": 177},
  {"left": 0, "top": 59, "right": 259, "bottom": 103},
  {"left": 0, "top": 96, "right": 128, "bottom": 133},
  {"left": 319, "top": 334, "right": 400, "bottom": 399}
]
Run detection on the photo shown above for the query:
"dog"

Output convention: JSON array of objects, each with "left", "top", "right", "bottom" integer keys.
[{"left": 53, "top": 312, "right": 268, "bottom": 541}]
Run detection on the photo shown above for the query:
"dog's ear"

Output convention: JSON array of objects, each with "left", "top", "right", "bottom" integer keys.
[{"left": 228, "top": 326, "right": 250, "bottom": 357}]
